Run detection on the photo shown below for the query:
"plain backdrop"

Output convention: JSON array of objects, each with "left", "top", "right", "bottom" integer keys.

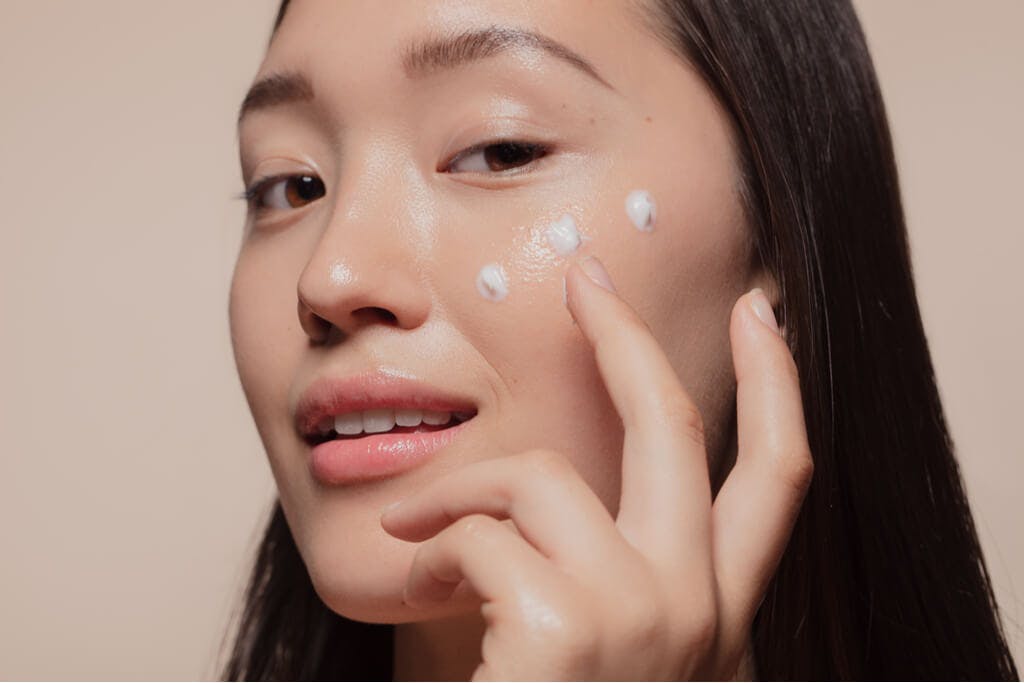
[{"left": 1, "top": 1, "right": 1020, "bottom": 678}]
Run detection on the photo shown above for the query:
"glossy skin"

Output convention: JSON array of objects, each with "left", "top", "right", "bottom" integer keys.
[{"left": 229, "top": 0, "right": 813, "bottom": 678}]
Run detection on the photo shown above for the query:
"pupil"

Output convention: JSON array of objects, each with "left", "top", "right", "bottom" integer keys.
[
  {"left": 484, "top": 143, "right": 536, "bottom": 171},
  {"left": 286, "top": 176, "right": 325, "bottom": 206}
]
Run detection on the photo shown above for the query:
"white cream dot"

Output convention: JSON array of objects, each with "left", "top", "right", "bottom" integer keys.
[
  {"left": 476, "top": 263, "right": 508, "bottom": 301},
  {"left": 545, "top": 213, "right": 581, "bottom": 256},
  {"left": 625, "top": 189, "right": 656, "bottom": 232}
]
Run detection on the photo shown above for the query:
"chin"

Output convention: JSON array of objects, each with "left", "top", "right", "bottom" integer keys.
[{"left": 298, "top": 508, "right": 479, "bottom": 624}]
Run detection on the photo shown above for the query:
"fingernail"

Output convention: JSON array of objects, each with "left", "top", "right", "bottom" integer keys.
[
  {"left": 749, "top": 288, "right": 780, "bottom": 334},
  {"left": 579, "top": 256, "right": 616, "bottom": 293}
]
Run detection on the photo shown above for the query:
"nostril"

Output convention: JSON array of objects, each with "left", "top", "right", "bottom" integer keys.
[
  {"left": 297, "top": 297, "right": 334, "bottom": 344},
  {"left": 300, "top": 303, "right": 400, "bottom": 344},
  {"left": 356, "top": 306, "right": 397, "bottom": 325}
]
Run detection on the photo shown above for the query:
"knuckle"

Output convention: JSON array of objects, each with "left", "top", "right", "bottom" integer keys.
[
  {"left": 548, "top": 609, "right": 600, "bottom": 665},
  {"left": 687, "top": 607, "right": 718, "bottom": 655},
  {"left": 662, "top": 391, "right": 707, "bottom": 450},
  {"left": 618, "top": 584, "right": 667, "bottom": 650},
  {"left": 767, "top": 442, "right": 814, "bottom": 495},
  {"left": 666, "top": 582, "right": 717, "bottom": 654},
  {"left": 523, "top": 448, "right": 575, "bottom": 481},
  {"left": 518, "top": 592, "right": 599, "bottom": 666},
  {"left": 782, "top": 446, "right": 815, "bottom": 494},
  {"left": 451, "top": 513, "right": 501, "bottom": 542}
]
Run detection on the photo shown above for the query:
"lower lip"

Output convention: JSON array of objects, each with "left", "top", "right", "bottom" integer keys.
[{"left": 309, "top": 419, "right": 471, "bottom": 485}]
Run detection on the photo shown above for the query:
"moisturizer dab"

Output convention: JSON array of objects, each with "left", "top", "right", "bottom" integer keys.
[
  {"left": 476, "top": 262, "right": 509, "bottom": 302},
  {"left": 625, "top": 189, "right": 656, "bottom": 232},
  {"left": 545, "top": 213, "right": 582, "bottom": 256}
]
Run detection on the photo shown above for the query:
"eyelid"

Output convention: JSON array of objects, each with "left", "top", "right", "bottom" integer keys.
[{"left": 442, "top": 138, "right": 552, "bottom": 176}]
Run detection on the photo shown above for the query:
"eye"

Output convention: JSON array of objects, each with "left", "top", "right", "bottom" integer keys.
[
  {"left": 445, "top": 140, "right": 550, "bottom": 175},
  {"left": 241, "top": 174, "right": 326, "bottom": 213}
]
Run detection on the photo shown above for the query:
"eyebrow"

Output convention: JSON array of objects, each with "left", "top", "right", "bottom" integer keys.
[
  {"left": 402, "top": 25, "right": 618, "bottom": 91},
  {"left": 237, "top": 71, "right": 314, "bottom": 128},
  {"left": 237, "top": 25, "right": 618, "bottom": 128}
]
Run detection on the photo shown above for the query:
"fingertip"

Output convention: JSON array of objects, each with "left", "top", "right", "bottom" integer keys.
[
  {"left": 730, "top": 288, "right": 782, "bottom": 351},
  {"left": 562, "top": 261, "right": 592, "bottom": 327},
  {"left": 730, "top": 288, "right": 788, "bottom": 383},
  {"left": 379, "top": 511, "right": 398, "bottom": 534},
  {"left": 578, "top": 255, "right": 617, "bottom": 293},
  {"left": 748, "top": 288, "right": 780, "bottom": 335},
  {"left": 380, "top": 502, "right": 410, "bottom": 535}
]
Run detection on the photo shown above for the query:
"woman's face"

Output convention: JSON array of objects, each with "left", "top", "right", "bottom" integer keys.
[{"left": 230, "top": 0, "right": 766, "bottom": 623}]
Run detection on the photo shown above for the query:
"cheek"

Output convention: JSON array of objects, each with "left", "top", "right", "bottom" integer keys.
[
  {"left": 228, "top": 244, "right": 308, "bottom": 482},
  {"left": 429, "top": 158, "right": 747, "bottom": 510},
  {"left": 612, "top": 140, "right": 750, "bottom": 464},
  {"left": 424, "top": 186, "right": 671, "bottom": 514}
]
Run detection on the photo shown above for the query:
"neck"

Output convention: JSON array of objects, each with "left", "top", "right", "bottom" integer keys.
[{"left": 392, "top": 610, "right": 486, "bottom": 681}]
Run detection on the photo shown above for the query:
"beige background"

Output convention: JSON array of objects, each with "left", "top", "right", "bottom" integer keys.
[{"left": 0, "top": 1, "right": 1020, "bottom": 678}]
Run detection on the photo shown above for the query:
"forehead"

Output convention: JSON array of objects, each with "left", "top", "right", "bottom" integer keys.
[{"left": 256, "top": 0, "right": 661, "bottom": 101}]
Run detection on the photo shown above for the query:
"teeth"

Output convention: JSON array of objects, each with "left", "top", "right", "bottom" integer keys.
[
  {"left": 422, "top": 410, "right": 451, "bottom": 425},
  {"left": 362, "top": 408, "right": 396, "bottom": 434},
  {"left": 326, "top": 408, "right": 471, "bottom": 437},
  {"left": 395, "top": 409, "right": 423, "bottom": 427},
  {"left": 334, "top": 412, "right": 364, "bottom": 435}
]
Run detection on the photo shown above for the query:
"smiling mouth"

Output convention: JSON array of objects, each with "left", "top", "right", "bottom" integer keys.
[{"left": 305, "top": 411, "right": 476, "bottom": 446}]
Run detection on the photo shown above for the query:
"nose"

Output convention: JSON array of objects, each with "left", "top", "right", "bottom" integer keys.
[{"left": 296, "top": 212, "right": 431, "bottom": 345}]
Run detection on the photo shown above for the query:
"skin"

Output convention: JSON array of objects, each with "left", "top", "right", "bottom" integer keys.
[{"left": 229, "top": 0, "right": 813, "bottom": 678}]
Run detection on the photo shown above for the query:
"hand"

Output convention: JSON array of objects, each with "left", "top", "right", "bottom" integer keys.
[{"left": 380, "top": 256, "right": 814, "bottom": 680}]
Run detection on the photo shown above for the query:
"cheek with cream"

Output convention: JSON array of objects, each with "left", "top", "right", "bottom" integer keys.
[
  {"left": 474, "top": 210, "right": 587, "bottom": 304},
  {"left": 545, "top": 213, "right": 584, "bottom": 256},
  {"left": 474, "top": 190, "right": 655, "bottom": 304}
]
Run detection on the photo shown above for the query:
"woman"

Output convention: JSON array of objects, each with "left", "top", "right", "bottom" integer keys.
[{"left": 221, "top": 0, "right": 1019, "bottom": 679}]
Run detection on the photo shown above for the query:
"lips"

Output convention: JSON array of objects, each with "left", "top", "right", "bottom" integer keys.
[
  {"left": 295, "top": 371, "right": 479, "bottom": 439},
  {"left": 294, "top": 371, "right": 479, "bottom": 482}
]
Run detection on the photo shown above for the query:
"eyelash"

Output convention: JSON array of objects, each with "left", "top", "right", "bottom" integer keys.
[
  {"left": 235, "top": 138, "right": 551, "bottom": 213},
  {"left": 235, "top": 173, "right": 312, "bottom": 209},
  {"left": 443, "top": 138, "right": 550, "bottom": 176}
]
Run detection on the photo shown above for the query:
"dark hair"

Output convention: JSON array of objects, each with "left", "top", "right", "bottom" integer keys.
[{"left": 220, "top": 0, "right": 1020, "bottom": 679}]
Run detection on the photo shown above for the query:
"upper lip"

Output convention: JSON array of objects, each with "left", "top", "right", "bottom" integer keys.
[{"left": 294, "top": 370, "right": 479, "bottom": 440}]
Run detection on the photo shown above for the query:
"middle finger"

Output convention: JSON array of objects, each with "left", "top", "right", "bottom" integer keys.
[{"left": 563, "top": 257, "right": 713, "bottom": 578}]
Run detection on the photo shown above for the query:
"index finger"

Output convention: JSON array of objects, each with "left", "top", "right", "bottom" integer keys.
[{"left": 564, "top": 256, "right": 713, "bottom": 578}]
